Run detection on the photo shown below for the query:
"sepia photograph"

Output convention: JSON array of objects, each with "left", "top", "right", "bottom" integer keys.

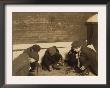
[
  {"left": 5, "top": 5, "right": 106, "bottom": 84},
  {"left": 12, "top": 12, "right": 98, "bottom": 76},
  {"left": 0, "top": 0, "right": 109, "bottom": 87}
]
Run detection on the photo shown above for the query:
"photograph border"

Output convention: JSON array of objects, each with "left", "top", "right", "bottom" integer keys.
[
  {"left": 0, "top": 0, "right": 109, "bottom": 88},
  {"left": 6, "top": 5, "right": 105, "bottom": 84}
]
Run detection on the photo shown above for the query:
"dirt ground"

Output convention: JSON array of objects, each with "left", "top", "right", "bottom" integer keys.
[{"left": 28, "top": 65, "right": 95, "bottom": 76}]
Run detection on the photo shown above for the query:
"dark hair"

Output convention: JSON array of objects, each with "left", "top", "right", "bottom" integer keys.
[
  {"left": 71, "top": 41, "right": 82, "bottom": 48},
  {"left": 31, "top": 44, "right": 41, "bottom": 52}
]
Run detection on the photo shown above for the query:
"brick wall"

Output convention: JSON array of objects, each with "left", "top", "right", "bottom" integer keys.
[{"left": 12, "top": 12, "right": 96, "bottom": 44}]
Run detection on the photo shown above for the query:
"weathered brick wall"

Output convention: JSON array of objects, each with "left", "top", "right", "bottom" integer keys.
[{"left": 12, "top": 12, "right": 96, "bottom": 44}]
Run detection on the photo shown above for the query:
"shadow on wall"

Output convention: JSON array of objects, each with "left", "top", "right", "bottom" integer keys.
[{"left": 12, "top": 12, "right": 96, "bottom": 44}]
